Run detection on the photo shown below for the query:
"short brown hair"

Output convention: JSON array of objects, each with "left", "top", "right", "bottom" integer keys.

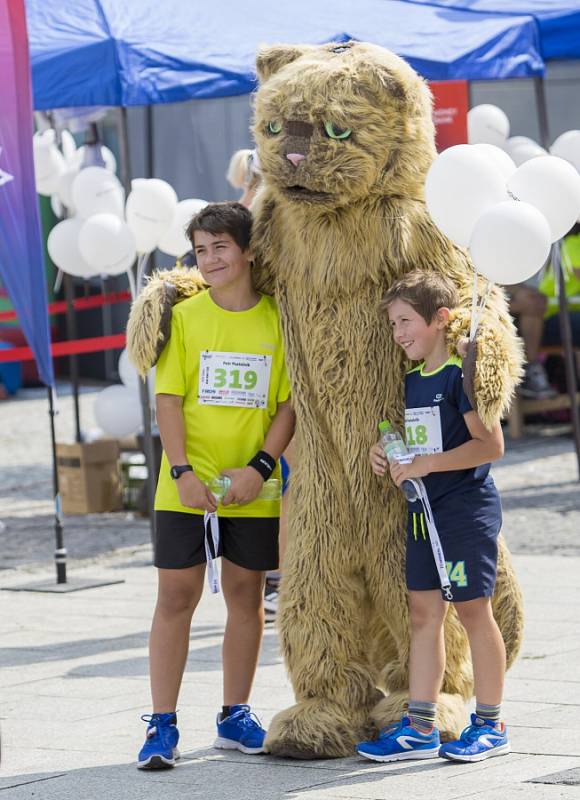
[
  {"left": 186, "top": 201, "right": 252, "bottom": 252},
  {"left": 380, "top": 271, "right": 459, "bottom": 323}
]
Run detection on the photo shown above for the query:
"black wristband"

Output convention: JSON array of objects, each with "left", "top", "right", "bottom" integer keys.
[{"left": 247, "top": 450, "right": 276, "bottom": 481}]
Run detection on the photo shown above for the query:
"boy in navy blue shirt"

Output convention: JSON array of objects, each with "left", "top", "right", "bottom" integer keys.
[{"left": 357, "top": 271, "right": 510, "bottom": 764}]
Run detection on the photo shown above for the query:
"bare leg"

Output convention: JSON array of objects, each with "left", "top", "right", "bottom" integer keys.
[
  {"left": 149, "top": 565, "right": 205, "bottom": 713},
  {"left": 455, "top": 597, "right": 506, "bottom": 706},
  {"left": 221, "top": 558, "right": 265, "bottom": 705},
  {"left": 408, "top": 590, "right": 448, "bottom": 704},
  {"left": 509, "top": 286, "right": 547, "bottom": 363}
]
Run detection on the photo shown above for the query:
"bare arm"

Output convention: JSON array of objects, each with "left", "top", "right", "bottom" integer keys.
[
  {"left": 156, "top": 393, "right": 217, "bottom": 512},
  {"left": 390, "top": 412, "right": 503, "bottom": 486},
  {"left": 222, "top": 399, "right": 295, "bottom": 505}
]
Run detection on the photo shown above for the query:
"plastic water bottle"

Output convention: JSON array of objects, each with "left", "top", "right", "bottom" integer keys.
[
  {"left": 207, "top": 476, "right": 282, "bottom": 502},
  {"left": 378, "top": 420, "right": 418, "bottom": 503}
]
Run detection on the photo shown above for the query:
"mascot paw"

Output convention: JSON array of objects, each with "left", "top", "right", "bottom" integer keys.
[
  {"left": 461, "top": 335, "right": 478, "bottom": 413},
  {"left": 371, "top": 691, "right": 467, "bottom": 742},
  {"left": 265, "top": 699, "right": 367, "bottom": 759}
]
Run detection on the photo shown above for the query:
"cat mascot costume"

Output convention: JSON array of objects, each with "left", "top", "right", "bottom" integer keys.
[{"left": 127, "top": 41, "right": 524, "bottom": 760}]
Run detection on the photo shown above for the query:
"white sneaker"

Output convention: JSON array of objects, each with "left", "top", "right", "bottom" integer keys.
[{"left": 264, "top": 588, "right": 279, "bottom": 616}]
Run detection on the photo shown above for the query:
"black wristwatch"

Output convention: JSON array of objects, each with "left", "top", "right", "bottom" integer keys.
[{"left": 170, "top": 464, "right": 194, "bottom": 480}]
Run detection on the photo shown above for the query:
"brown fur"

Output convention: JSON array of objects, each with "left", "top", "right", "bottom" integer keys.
[
  {"left": 251, "top": 41, "right": 525, "bottom": 758},
  {"left": 126, "top": 266, "right": 207, "bottom": 375}
]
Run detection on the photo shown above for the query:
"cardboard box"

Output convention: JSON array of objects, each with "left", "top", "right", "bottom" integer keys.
[{"left": 56, "top": 440, "right": 122, "bottom": 514}]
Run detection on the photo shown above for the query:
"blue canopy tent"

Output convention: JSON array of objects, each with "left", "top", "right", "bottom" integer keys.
[
  {"left": 400, "top": 1, "right": 580, "bottom": 60},
  {"left": 26, "top": 0, "right": 544, "bottom": 111}
]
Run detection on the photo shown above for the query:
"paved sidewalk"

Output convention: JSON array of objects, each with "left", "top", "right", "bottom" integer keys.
[
  {"left": 0, "top": 550, "right": 579, "bottom": 799},
  {"left": 1, "top": 387, "right": 580, "bottom": 798}
]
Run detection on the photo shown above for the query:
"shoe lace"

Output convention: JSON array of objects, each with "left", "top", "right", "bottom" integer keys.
[
  {"left": 228, "top": 705, "right": 263, "bottom": 730},
  {"left": 459, "top": 721, "right": 491, "bottom": 744},
  {"left": 141, "top": 714, "right": 175, "bottom": 745}
]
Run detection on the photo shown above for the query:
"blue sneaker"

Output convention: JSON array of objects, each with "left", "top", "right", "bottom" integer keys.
[
  {"left": 137, "top": 712, "right": 180, "bottom": 769},
  {"left": 439, "top": 714, "right": 510, "bottom": 762},
  {"left": 357, "top": 717, "right": 440, "bottom": 763},
  {"left": 214, "top": 704, "right": 266, "bottom": 754}
]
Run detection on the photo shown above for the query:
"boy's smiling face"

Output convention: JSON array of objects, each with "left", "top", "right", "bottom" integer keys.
[
  {"left": 193, "top": 230, "right": 251, "bottom": 291},
  {"left": 387, "top": 298, "right": 448, "bottom": 362}
]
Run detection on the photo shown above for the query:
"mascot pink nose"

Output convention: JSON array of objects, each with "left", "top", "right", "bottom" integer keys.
[{"left": 286, "top": 153, "right": 306, "bottom": 167}]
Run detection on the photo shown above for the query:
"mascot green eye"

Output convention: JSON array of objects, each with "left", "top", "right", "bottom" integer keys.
[
  {"left": 268, "top": 120, "right": 283, "bottom": 135},
  {"left": 324, "top": 122, "right": 352, "bottom": 140}
]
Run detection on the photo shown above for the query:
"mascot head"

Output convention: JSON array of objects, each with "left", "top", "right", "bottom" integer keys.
[{"left": 253, "top": 41, "right": 437, "bottom": 210}]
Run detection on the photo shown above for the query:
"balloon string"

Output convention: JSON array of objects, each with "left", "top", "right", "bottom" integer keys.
[
  {"left": 469, "top": 271, "right": 479, "bottom": 341},
  {"left": 136, "top": 253, "right": 150, "bottom": 294},
  {"left": 127, "top": 269, "right": 137, "bottom": 302}
]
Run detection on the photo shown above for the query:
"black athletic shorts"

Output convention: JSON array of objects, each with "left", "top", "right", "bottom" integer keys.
[
  {"left": 406, "top": 484, "right": 502, "bottom": 602},
  {"left": 154, "top": 511, "right": 279, "bottom": 571}
]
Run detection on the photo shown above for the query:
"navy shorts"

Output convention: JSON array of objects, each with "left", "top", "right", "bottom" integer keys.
[
  {"left": 154, "top": 511, "right": 279, "bottom": 571},
  {"left": 406, "top": 485, "right": 502, "bottom": 602}
]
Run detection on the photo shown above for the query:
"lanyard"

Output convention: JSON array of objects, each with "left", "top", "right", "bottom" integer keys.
[
  {"left": 203, "top": 511, "right": 221, "bottom": 594},
  {"left": 411, "top": 479, "right": 454, "bottom": 601}
]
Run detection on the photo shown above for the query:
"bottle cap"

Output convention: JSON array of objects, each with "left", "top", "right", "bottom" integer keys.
[{"left": 378, "top": 420, "right": 393, "bottom": 433}]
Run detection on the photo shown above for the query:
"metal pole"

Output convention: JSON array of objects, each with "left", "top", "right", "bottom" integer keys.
[
  {"left": 536, "top": 78, "right": 580, "bottom": 478},
  {"left": 47, "top": 387, "right": 67, "bottom": 583},
  {"left": 553, "top": 243, "right": 580, "bottom": 478},
  {"left": 63, "top": 273, "right": 82, "bottom": 443},
  {"left": 119, "top": 107, "right": 157, "bottom": 537}
]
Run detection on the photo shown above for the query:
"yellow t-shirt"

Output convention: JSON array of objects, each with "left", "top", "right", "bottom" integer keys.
[{"left": 154, "top": 290, "right": 291, "bottom": 517}]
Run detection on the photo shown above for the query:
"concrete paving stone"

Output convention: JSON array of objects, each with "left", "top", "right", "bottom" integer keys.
[
  {"left": 510, "top": 649, "right": 580, "bottom": 682},
  {"left": 510, "top": 725, "right": 580, "bottom": 756},
  {"left": 505, "top": 677, "right": 580, "bottom": 705},
  {"left": 273, "top": 755, "right": 580, "bottom": 800},
  {"left": 531, "top": 766, "right": 580, "bottom": 786},
  {"left": 516, "top": 705, "right": 580, "bottom": 729},
  {"left": 0, "top": 694, "right": 146, "bottom": 723},
  {"left": 11, "top": 675, "right": 150, "bottom": 700}
]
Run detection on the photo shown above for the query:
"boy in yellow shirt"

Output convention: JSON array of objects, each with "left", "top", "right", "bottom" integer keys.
[{"left": 138, "top": 202, "right": 294, "bottom": 769}]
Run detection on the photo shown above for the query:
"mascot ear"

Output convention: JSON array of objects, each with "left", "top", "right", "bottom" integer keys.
[{"left": 256, "top": 45, "right": 306, "bottom": 81}]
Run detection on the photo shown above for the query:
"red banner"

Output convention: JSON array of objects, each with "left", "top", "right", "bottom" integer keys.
[{"left": 430, "top": 80, "right": 469, "bottom": 152}]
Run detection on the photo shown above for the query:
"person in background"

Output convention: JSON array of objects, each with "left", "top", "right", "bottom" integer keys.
[{"left": 226, "top": 149, "right": 261, "bottom": 208}]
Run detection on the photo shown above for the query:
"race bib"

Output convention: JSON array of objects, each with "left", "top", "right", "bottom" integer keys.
[
  {"left": 405, "top": 406, "right": 443, "bottom": 455},
  {"left": 198, "top": 351, "right": 272, "bottom": 408}
]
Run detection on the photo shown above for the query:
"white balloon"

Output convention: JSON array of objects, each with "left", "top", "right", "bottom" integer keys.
[
  {"left": 158, "top": 198, "right": 209, "bottom": 257},
  {"left": 118, "top": 349, "right": 156, "bottom": 400},
  {"left": 504, "top": 136, "right": 540, "bottom": 156},
  {"left": 118, "top": 348, "right": 138, "bottom": 388},
  {"left": 60, "top": 130, "right": 77, "bottom": 164},
  {"left": 79, "top": 214, "right": 137, "bottom": 275},
  {"left": 467, "top": 105, "right": 510, "bottom": 147},
  {"left": 56, "top": 167, "right": 80, "bottom": 212},
  {"left": 472, "top": 143, "right": 517, "bottom": 181},
  {"left": 71, "top": 166, "right": 124, "bottom": 219},
  {"left": 47, "top": 217, "right": 97, "bottom": 279},
  {"left": 469, "top": 201, "right": 551, "bottom": 285},
  {"left": 50, "top": 194, "right": 64, "bottom": 219},
  {"left": 509, "top": 142, "right": 547, "bottom": 167},
  {"left": 550, "top": 130, "right": 580, "bottom": 173},
  {"left": 33, "top": 130, "right": 66, "bottom": 196},
  {"left": 425, "top": 145, "right": 508, "bottom": 247},
  {"left": 507, "top": 156, "right": 580, "bottom": 242},
  {"left": 71, "top": 144, "right": 117, "bottom": 173},
  {"left": 94, "top": 385, "right": 142, "bottom": 438},
  {"left": 126, "top": 179, "right": 178, "bottom": 254}
]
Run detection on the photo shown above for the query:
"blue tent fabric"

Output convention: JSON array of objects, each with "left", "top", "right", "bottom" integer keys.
[
  {"left": 402, "top": 1, "right": 580, "bottom": 60},
  {"left": 26, "top": 0, "right": 544, "bottom": 110}
]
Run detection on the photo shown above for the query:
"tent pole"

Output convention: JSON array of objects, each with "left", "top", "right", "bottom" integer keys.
[
  {"left": 63, "top": 273, "right": 82, "bottom": 443},
  {"left": 119, "top": 107, "right": 157, "bottom": 540},
  {"left": 536, "top": 77, "right": 580, "bottom": 478},
  {"left": 47, "top": 386, "right": 67, "bottom": 583}
]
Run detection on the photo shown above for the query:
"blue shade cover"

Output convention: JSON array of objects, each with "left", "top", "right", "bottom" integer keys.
[
  {"left": 26, "top": 0, "right": 544, "bottom": 110},
  {"left": 402, "top": 0, "right": 580, "bottom": 60}
]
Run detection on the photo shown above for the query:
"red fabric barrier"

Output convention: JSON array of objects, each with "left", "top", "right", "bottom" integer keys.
[{"left": 0, "top": 333, "right": 126, "bottom": 363}]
